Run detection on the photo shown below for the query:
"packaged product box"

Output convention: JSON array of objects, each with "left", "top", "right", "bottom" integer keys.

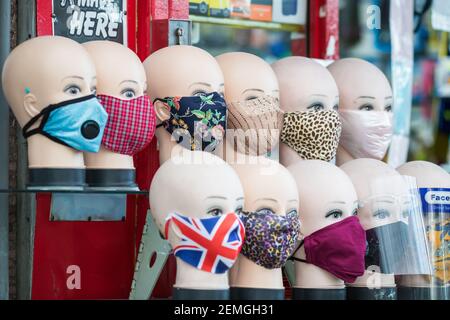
[
  {"left": 189, "top": 0, "right": 210, "bottom": 16},
  {"left": 250, "top": 0, "right": 273, "bottom": 22},
  {"left": 272, "top": 0, "right": 307, "bottom": 25},
  {"left": 231, "top": 0, "right": 251, "bottom": 19},
  {"left": 209, "top": 0, "right": 232, "bottom": 18}
]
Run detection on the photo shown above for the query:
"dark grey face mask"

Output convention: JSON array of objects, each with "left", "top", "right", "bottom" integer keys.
[{"left": 365, "top": 221, "right": 410, "bottom": 274}]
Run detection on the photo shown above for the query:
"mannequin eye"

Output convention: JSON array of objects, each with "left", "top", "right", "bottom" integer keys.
[
  {"left": 207, "top": 208, "right": 223, "bottom": 216},
  {"left": 333, "top": 104, "right": 339, "bottom": 111},
  {"left": 235, "top": 206, "right": 243, "bottom": 215},
  {"left": 256, "top": 208, "right": 274, "bottom": 215},
  {"left": 287, "top": 209, "right": 298, "bottom": 217},
  {"left": 385, "top": 105, "right": 392, "bottom": 112},
  {"left": 307, "top": 103, "right": 324, "bottom": 112},
  {"left": 91, "top": 87, "right": 97, "bottom": 96},
  {"left": 359, "top": 104, "right": 374, "bottom": 111},
  {"left": 121, "top": 89, "right": 136, "bottom": 99},
  {"left": 373, "top": 209, "right": 391, "bottom": 219},
  {"left": 325, "top": 209, "right": 343, "bottom": 219},
  {"left": 246, "top": 96, "right": 259, "bottom": 101},
  {"left": 352, "top": 208, "right": 358, "bottom": 216},
  {"left": 65, "top": 85, "right": 82, "bottom": 96},
  {"left": 192, "top": 90, "right": 207, "bottom": 96}
]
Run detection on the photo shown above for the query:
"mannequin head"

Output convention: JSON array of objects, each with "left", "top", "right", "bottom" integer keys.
[
  {"left": 288, "top": 160, "right": 357, "bottom": 236},
  {"left": 272, "top": 56, "right": 339, "bottom": 113},
  {"left": 328, "top": 58, "right": 393, "bottom": 165},
  {"left": 341, "top": 159, "right": 409, "bottom": 230},
  {"left": 2, "top": 36, "right": 96, "bottom": 128},
  {"left": 232, "top": 157, "right": 298, "bottom": 216},
  {"left": 328, "top": 58, "right": 392, "bottom": 113},
  {"left": 83, "top": 41, "right": 146, "bottom": 99},
  {"left": 216, "top": 52, "right": 279, "bottom": 102},
  {"left": 216, "top": 52, "right": 280, "bottom": 157},
  {"left": 397, "top": 161, "right": 450, "bottom": 188},
  {"left": 2, "top": 36, "right": 97, "bottom": 169},
  {"left": 272, "top": 56, "right": 340, "bottom": 166},
  {"left": 143, "top": 46, "right": 225, "bottom": 163},
  {"left": 144, "top": 45, "right": 224, "bottom": 123},
  {"left": 287, "top": 160, "right": 358, "bottom": 288},
  {"left": 149, "top": 151, "right": 244, "bottom": 247}
]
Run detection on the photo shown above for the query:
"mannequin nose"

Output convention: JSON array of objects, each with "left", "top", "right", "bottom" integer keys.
[{"left": 81, "top": 120, "right": 100, "bottom": 139}]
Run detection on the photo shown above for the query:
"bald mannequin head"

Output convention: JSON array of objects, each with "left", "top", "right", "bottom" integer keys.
[
  {"left": 328, "top": 58, "right": 392, "bottom": 112},
  {"left": 144, "top": 45, "right": 224, "bottom": 103},
  {"left": 83, "top": 40, "right": 146, "bottom": 99},
  {"left": 397, "top": 161, "right": 450, "bottom": 188},
  {"left": 216, "top": 52, "right": 279, "bottom": 102},
  {"left": 272, "top": 56, "right": 339, "bottom": 112},
  {"left": 340, "top": 159, "right": 409, "bottom": 230},
  {"left": 2, "top": 36, "right": 96, "bottom": 127},
  {"left": 149, "top": 151, "right": 244, "bottom": 237},
  {"left": 232, "top": 157, "right": 298, "bottom": 216}
]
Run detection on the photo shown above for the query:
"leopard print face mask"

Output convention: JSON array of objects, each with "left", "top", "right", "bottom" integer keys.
[
  {"left": 280, "top": 110, "right": 342, "bottom": 162},
  {"left": 239, "top": 209, "right": 300, "bottom": 269}
]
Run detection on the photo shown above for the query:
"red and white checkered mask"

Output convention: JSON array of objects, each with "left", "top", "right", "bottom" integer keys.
[{"left": 97, "top": 94, "right": 156, "bottom": 156}]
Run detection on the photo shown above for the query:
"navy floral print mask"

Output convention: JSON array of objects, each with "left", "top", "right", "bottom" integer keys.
[
  {"left": 155, "top": 92, "right": 227, "bottom": 152},
  {"left": 239, "top": 209, "right": 300, "bottom": 269}
]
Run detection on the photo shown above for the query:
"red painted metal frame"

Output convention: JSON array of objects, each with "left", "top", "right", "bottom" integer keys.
[
  {"left": 33, "top": 0, "right": 140, "bottom": 300},
  {"left": 308, "top": 0, "right": 340, "bottom": 60},
  {"left": 135, "top": 0, "right": 189, "bottom": 299}
]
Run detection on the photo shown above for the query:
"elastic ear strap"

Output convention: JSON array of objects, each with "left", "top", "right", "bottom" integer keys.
[{"left": 289, "top": 240, "right": 307, "bottom": 263}]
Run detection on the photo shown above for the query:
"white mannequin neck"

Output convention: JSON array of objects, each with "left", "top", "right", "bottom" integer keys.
[
  {"left": 174, "top": 258, "right": 229, "bottom": 290},
  {"left": 336, "top": 145, "right": 355, "bottom": 167},
  {"left": 27, "top": 135, "right": 84, "bottom": 168},
  {"left": 230, "top": 254, "right": 283, "bottom": 289}
]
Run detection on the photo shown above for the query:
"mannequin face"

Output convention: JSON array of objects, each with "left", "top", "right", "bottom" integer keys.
[
  {"left": 341, "top": 159, "right": 409, "bottom": 230},
  {"left": 83, "top": 41, "right": 146, "bottom": 99},
  {"left": 272, "top": 56, "right": 339, "bottom": 112},
  {"left": 2, "top": 36, "right": 96, "bottom": 127},
  {"left": 216, "top": 52, "right": 279, "bottom": 103},
  {"left": 288, "top": 160, "right": 358, "bottom": 237},
  {"left": 328, "top": 58, "right": 392, "bottom": 113},
  {"left": 143, "top": 45, "right": 224, "bottom": 124},
  {"left": 232, "top": 157, "right": 298, "bottom": 216},
  {"left": 149, "top": 151, "right": 244, "bottom": 247}
]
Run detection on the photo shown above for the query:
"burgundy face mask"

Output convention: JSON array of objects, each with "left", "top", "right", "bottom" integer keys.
[{"left": 291, "top": 216, "right": 366, "bottom": 283}]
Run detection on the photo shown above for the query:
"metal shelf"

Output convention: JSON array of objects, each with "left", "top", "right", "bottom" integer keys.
[{"left": 190, "top": 15, "right": 305, "bottom": 33}]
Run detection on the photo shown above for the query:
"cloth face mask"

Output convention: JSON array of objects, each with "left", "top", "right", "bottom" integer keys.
[
  {"left": 227, "top": 95, "right": 283, "bottom": 156},
  {"left": 239, "top": 208, "right": 300, "bottom": 269},
  {"left": 155, "top": 92, "right": 227, "bottom": 152},
  {"left": 23, "top": 94, "right": 108, "bottom": 153},
  {"left": 280, "top": 110, "right": 342, "bottom": 162},
  {"left": 97, "top": 94, "right": 156, "bottom": 156},
  {"left": 339, "top": 110, "right": 393, "bottom": 160},
  {"left": 291, "top": 216, "right": 366, "bottom": 283},
  {"left": 164, "top": 212, "right": 245, "bottom": 274}
]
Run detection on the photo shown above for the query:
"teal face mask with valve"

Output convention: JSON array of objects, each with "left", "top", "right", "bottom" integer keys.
[{"left": 22, "top": 95, "right": 108, "bottom": 153}]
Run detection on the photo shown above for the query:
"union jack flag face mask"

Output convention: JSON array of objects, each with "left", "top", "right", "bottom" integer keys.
[{"left": 164, "top": 212, "right": 245, "bottom": 274}]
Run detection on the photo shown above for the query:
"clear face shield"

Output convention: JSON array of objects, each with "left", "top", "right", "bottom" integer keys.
[{"left": 358, "top": 175, "right": 432, "bottom": 276}]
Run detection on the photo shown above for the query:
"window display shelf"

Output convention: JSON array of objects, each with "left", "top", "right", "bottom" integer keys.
[
  {"left": 0, "top": 189, "right": 148, "bottom": 195},
  {"left": 190, "top": 15, "right": 305, "bottom": 33}
]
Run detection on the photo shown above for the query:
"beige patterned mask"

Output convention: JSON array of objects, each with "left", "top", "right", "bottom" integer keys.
[{"left": 227, "top": 96, "right": 283, "bottom": 156}]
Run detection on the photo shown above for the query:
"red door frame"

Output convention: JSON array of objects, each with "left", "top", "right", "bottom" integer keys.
[{"left": 33, "top": 0, "right": 140, "bottom": 300}]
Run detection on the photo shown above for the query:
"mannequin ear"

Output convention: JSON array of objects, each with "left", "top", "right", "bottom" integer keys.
[
  {"left": 23, "top": 94, "right": 40, "bottom": 118},
  {"left": 154, "top": 100, "right": 171, "bottom": 122}
]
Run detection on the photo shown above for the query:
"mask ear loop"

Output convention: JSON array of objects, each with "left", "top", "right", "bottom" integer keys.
[{"left": 289, "top": 240, "right": 308, "bottom": 263}]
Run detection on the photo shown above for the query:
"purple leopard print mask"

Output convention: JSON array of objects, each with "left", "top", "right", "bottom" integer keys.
[{"left": 239, "top": 208, "right": 300, "bottom": 269}]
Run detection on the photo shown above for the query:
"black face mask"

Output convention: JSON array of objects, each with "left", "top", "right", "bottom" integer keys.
[{"left": 365, "top": 221, "right": 410, "bottom": 274}]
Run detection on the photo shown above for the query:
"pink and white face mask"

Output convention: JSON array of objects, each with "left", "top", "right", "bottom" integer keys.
[{"left": 339, "top": 110, "right": 393, "bottom": 160}]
